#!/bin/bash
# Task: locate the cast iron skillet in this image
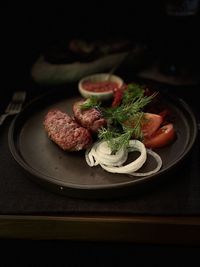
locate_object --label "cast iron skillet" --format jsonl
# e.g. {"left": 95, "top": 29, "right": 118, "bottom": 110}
{"left": 8, "top": 86, "right": 198, "bottom": 199}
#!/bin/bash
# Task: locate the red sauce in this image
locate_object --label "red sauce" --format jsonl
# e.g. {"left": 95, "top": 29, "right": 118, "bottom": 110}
{"left": 82, "top": 81, "right": 119, "bottom": 92}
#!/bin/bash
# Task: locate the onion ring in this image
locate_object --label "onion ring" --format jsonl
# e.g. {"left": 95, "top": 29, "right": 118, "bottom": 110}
{"left": 99, "top": 140, "right": 147, "bottom": 174}
{"left": 128, "top": 149, "right": 162, "bottom": 176}
{"left": 85, "top": 139, "right": 162, "bottom": 176}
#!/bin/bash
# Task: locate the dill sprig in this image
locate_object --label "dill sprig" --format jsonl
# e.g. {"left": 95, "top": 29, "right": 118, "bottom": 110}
{"left": 122, "top": 83, "right": 145, "bottom": 104}
{"left": 98, "top": 83, "right": 156, "bottom": 152}
{"left": 80, "top": 96, "right": 101, "bottom": 110}
{"left": 129, "top": 112, "right": 144, "bottom": 140}
{"left": 102, "top": 89, "right": 155, "bottom": 125}
{"left": 98, "top": 127, "right": 133, "bottom": 153}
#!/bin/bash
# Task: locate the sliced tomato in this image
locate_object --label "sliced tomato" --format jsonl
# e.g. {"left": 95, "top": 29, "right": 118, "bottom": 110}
{"left": 111, "top": 84, "right": 127, "bottom": 107}
{"left": 112, "top": 88, "right": 123, "bottom": 107}
{"left": 144, "top": 123, "right": 175, "bottom": 148}
{"left": 141, "top": 113, "right": 163, "bottom": 138}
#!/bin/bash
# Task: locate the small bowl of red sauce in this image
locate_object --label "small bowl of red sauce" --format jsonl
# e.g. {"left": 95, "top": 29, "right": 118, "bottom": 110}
{"left": 78, "top": 73, "right": 124, "bottom": 100}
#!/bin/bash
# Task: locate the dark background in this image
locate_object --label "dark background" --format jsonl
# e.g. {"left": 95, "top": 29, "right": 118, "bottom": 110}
{"left": 1, "top": 2, "right": 200, "bottom": 265}
{"left": 1, "top": 2, "right": 200, "bottom": 91}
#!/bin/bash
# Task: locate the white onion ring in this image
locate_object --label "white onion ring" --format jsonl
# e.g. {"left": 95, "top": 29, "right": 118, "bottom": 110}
{"left": 85, "top": 139, "right": 162, "bottom": 177}
{"left": 85, "top": 141, "right": 128, "bottom": 167}
{"left": 85, "top": 147, "right": 95, "bottom": 166}
{"left": 99, "top": 140, "right": 147, "bottom": 174}
{"left": 85, "top": 143, "right": 100, "bottom": 166}
{"left": 128, "top": 149, "right": 162, "bottom": 177}
{"left": 86, "top": 139, "right": 147, "bottom": 173}
{"left": 93, "top": 141, "right": 128, "bottom": 166}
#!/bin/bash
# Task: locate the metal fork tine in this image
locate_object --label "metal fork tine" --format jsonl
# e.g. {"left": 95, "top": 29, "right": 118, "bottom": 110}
{"left": 0, "top": 91, "right": 26, "bottom": 126}
{"left": 6, "top": 100, "right": 23, "bottom": 113}
{"left": 5, "top": 103, "right": 12, "bottom": 113}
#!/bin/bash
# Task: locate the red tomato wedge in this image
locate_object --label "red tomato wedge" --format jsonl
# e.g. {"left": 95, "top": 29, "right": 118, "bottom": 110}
{"left": 112, "top": 84, "right": 127, "bottom": 107}
{"left": 144, "top": 123, "right": 176, "bottom": 148}
{"left": 112, "top": 88, "right": 124, "bottom": 107}
{"left": 141, "top": 113, "right": 163, "bottom": 138}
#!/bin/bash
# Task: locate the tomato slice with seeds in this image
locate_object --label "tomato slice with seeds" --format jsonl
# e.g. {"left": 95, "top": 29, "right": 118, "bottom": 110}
{"left": 144, "top": 123, "right": 175, "bottom": 148}
{"left": 141, "top": 113, "right": 163, "bottom": 138}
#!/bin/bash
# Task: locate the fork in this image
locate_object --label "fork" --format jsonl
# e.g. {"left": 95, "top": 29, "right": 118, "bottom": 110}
{"left": 0, "top": 91, "right": 26, "bottom": 126}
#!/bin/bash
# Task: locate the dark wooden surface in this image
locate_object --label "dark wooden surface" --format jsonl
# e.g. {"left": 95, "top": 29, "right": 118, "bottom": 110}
{"left": 1, "top": 214, "right": 200, "bottom": 245}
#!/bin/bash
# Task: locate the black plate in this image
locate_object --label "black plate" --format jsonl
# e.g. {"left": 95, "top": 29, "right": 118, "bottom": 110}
{"left": 8, "top": 86, "right": 198, "bottom": 199}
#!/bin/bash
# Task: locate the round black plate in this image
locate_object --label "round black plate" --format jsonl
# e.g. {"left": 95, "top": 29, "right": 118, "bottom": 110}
{"left": 8, "top": 87, "right": 198, "bottom": 198}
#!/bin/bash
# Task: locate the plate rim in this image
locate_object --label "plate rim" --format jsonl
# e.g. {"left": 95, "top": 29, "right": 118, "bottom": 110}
{"left": 8, "top": 88, "right": 198, "bottom": 193}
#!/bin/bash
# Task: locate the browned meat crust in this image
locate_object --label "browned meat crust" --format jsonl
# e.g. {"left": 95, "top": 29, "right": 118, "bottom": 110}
{"left": 73, "top": 100, "right": 106, "bottom": 133}
{"left": 44, "top": 109, "right": 92, "bottom": 151}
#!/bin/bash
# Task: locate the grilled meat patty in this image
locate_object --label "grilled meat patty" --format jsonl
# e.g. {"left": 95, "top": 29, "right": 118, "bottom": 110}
{"left": 44, "top": 109, "right": 92, "bottom": 151}
{"left": 73, "top": 100, "right": 106, "bottom": 133}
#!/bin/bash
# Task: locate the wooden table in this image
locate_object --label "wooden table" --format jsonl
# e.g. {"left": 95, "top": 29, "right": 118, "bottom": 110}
{"left": 0, "top": 83, "right": 199, "bottom": 246}
{"left": 1, "top": 214, "right": 200, "bottom": 245}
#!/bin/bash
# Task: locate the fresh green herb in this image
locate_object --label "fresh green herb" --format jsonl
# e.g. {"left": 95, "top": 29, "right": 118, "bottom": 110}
{"left": 122, "top": 83, "right": 145, "bottom": 104}
{"left": 102, "top": 89, "right": 155, "bottom": 125}
{"left": 129, "top": 112, "right": 144, "bottom": 140}
{"left": 80, "top": 96, "right": 101, "bottom": 110}
{"left": 98, "top": 83, "right": 156, "bottom": 152}
{"left": 98, "top": 127, "right": 134, "bottom": 153}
